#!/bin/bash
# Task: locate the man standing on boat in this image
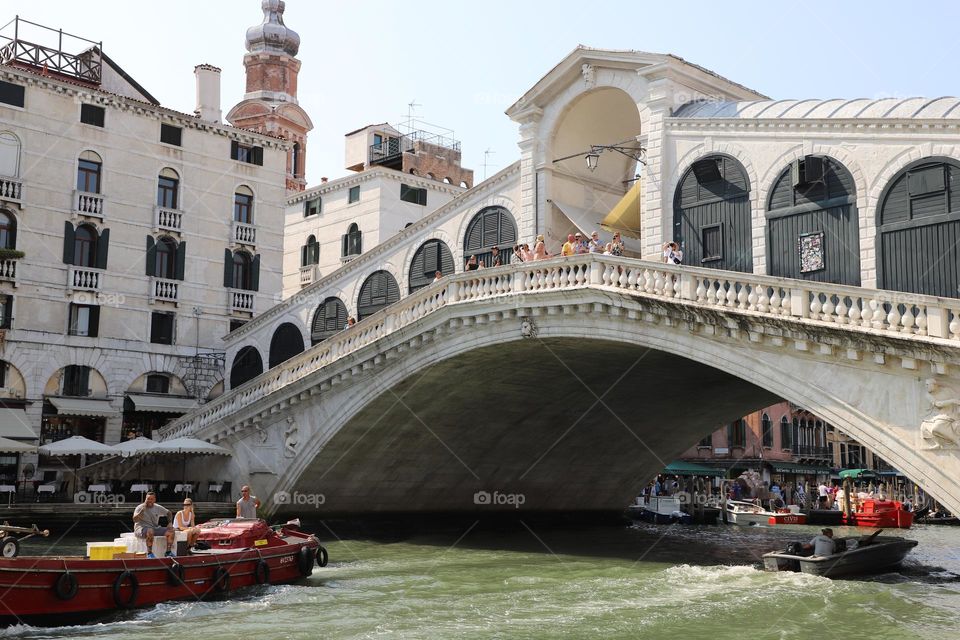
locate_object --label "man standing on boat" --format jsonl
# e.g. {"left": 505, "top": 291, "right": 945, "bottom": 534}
{"left": 133, "top": 491, "right": 176, "bottom": 558}
{"left": 236, "top": 485, "right": 261, "bottom": 518}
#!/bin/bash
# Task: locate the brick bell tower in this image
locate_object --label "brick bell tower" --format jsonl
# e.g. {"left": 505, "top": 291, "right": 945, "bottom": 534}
{"left": 226, "top": 0, "right": 313, "bottom": 193}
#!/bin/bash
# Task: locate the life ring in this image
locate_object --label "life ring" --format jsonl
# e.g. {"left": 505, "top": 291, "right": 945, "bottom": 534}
{"left": 254, "top": 560, "right": 270, "bottom": 585}
{"left": 296, "top": 546, "right": 315, "bottom": 576}
{"left": 211, "top": 566, "right": 230, "bottom": 593}
{"left": 113, "top": 571, "right": 138, "bottom": 608}
{"left": 54, "top": 572, "right": 79, "bottom": 600}
{"left": 167, "top": 561, "right": 185, "bottom": 586}
{"left": 316, "top": 546, "right": 328, "bottom": 568}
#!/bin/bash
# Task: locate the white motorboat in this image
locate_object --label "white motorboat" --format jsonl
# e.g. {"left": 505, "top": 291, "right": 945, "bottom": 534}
{"left": 724, "top": 499, "right": 777, "bottom": 526}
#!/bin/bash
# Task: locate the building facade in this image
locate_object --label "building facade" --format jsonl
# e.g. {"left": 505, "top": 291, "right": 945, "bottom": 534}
{"left": 0, "top": 16, "right": 288, "bottom": 484}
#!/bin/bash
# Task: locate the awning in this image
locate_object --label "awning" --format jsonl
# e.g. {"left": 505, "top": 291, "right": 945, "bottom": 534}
{"left": 126, "top": 394, "right": 198, "bottom": 414}
{"left": 48, "top": 397, "right": 118, "bottom": 418}
{"left": 665, "top": 460, "right": 724, "bottom": 477}
{"left": 839, "top": 468, "right": 876, "bottom": 480}
{"left": 770, "top": 462, "right": 833, "bottom": 475}
{"left": 600, "top": 179, "right": 642, "bottom": 239}
{"left": 0, "top": 436, "right": 36, "bottom": 453}
{"left": 0, "top": 407, "right": 36, "bottom": 439}
{"left": 551, "top": 200, "right": 594, "bottom": 236}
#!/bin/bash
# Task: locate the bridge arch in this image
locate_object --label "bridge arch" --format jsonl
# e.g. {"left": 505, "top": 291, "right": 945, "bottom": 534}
{"left": 673, "top": 153, "right": 752, "bottom": 272}
{"left": 408, "top": 239, "right": 455, "bottom": 292}
{"left": 268, "top": 322, "right": 305, "bottom": 369}
{"left": 356, "top": 270, "right": 400, "bottom": 320}
{"left": 230, "top": 345, "right": 263, "bottom": 389}
{"left": 310, "top": 296, "right": 348, "bottom": 345}
{"left": 463, "top": 206, "right": 517, "bottom": 267}
{"left": 876, "top": 156, "right": 960, "bottom": 298}
{"left": 765, "top": 155, "right": 860, "bottom": 285}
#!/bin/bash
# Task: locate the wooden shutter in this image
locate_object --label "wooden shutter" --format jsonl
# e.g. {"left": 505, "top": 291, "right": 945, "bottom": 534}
{"left": 251, "top": 254, "right": 261, "bottom": 291}
{"left": 88, "top": 305, "right": 100, "bottom": 337}
{"left": 423, "top": 242, "right": 439, "bottom": 275}
{"left": 63, "top": 222, "right": 75, "bottom": 264}
{"left": 230, "top": 140, "right": 239, "bottom": 160}
{"left": 174, "top": 241, "right": 186, "bottom": 281}
{"left": 145, "top": 236, "right": 156, "bottom": 276}
{"left": 78, "top": 366, "right": 90, "bottom": 396}
{"left": 252, "top": 146, "right": 264, "bottom": 166}
{"left": 95, "top": 228, "right": 110, "bottom": 269}
{"left": 223, "top": 249, "right": 233, "bottom": 288}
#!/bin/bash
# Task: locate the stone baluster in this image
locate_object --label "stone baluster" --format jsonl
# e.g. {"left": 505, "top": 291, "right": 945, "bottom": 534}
{"left": 915, "top": 306, "right": 928, "bottom": 336}
{"left": 835, "top": 297, "right": 849, "bottom": 325}
{"left": 809, "top": 293, "right": 823, "bottom": 319}
{"left": 900, "top": 306, "right": 915, "bottom": 334}
{"left": 769, "top": 288, "right": 781, "bottom": 314}
{"left": 949, "top": 309, "right": 960, "bottom": 340}
{"left": 706, "top": 280, "right": 718, "bottom": 305}
{"left": 886, "top": 303, "right": 901, "bottom": 332}
{"left": 737, "top": 284, "right": 749, "bottom": 309}
{"left": 725, "top": 282, "right": 737, "bottom": 307}
{"left": 821, "top": 295, "right": 835, "bottom": 322}
{"left": 642, "top": 269, "right": 654, "bottom": 293}
{"left": 559, "top": 266, "right": 569, "bottom": 288}
{"left": 653, "top": 270, "right": 665, "bottom": 295}
{"left": 757, "top": 285, "right": 769, "bottom": 313}
{"left": 628, "top": 267, "right": 640, "bottom": 291}
{"left": 696, "top": 279, "right": 707, "bottom": 303}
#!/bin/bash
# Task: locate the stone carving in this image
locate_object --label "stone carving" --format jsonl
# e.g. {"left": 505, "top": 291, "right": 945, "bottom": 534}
{"left": 520, "top": 316, "right": 538, "bottom": 339}
{"left": 919, "top": 378, "right": 960, "bottom": 450}
{"left": 255, "top": 428, "right": 268, "bottom": 445}
{"left": 283, "top": 417, "right": 299, "bottom": 458}
{"left": 581, "top": 63, "right": 595, "bottom": 88}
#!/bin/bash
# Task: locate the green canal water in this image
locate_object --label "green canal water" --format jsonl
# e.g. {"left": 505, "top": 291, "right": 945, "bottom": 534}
{"left": 6, "top": 520, "right": 960, "bottom": 639}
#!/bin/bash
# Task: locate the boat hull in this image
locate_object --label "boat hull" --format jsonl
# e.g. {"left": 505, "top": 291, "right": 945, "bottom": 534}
{"left": 841, "top": 503, "right": 914, "bottom": 529}
{"left": 762, "top": 537, "right": 918, "bottom": 578}
{"left": 767, "top": 513, "right": 808, "bottom": 525}
{"left": 0, "top": 530, "right": 319, "bottom": 625}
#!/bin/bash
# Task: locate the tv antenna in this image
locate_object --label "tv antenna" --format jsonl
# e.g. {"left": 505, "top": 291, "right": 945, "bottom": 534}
{"left": 482, "top": 148, "right": 496, "bottom": 181}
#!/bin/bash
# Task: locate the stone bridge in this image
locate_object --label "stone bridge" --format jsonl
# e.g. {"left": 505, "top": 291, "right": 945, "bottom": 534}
{"left": 158, "top": 255, "right": 960, "bottom": 518}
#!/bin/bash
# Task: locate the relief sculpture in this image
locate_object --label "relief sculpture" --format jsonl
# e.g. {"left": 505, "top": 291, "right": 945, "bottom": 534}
{"left": 919, "top": 378, "right": 960, "bottom": 450}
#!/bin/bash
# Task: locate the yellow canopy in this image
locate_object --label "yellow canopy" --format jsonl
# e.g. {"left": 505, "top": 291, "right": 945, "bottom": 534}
{"left": 600, "top": 179, "right": 642, "bottom": 239}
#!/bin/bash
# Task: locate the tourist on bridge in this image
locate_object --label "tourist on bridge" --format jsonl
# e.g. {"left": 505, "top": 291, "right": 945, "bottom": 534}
{"left": 512, "top": 245, "right": 525, "bottom": 264}
{"left": 561, "top": 234, "right": 576, "bottom": 256}
{"left": 465, "top": 255, "right": 480, "bottom": 271}
{"left": 533, "top": 235, "right": 549, "bottom": 260}
{"left": 589, "top": 231, "right": 604, "bottom": 253}
{"left": 574, "top": 233, "right": 589, "bottom": 254}
{"left": 609, "top": 232, "right": 624, "bottom": 257}
{"left": 133, "top": 491, "right": 176, "bottom": 558}
{"left": 491, "top": 246, "right": 502, "bottom": 267}
{"left": 662, "top": 241, "right": 683, "bottom": 265}
{"left": 433, "top": 271, "right": 443, "bottom": 282}
{"left": 345, "top": 317, "right": 356, "bottom": 330}
{"left": 237, "top": 485, "right": 261, "bottom": 519}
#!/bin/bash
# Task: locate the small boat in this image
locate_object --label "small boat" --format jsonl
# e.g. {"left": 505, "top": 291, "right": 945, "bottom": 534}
{"left": 0, "top": 518, "right": 327, "bottom": 626}
{"left": 915, "top": 511, "right": 959, "bottom": 526}
{"left": 767, "top": 507, "right": 807, "bottom": 525}
{"left": 762, "top": 530, "right": 918, "bottom": 578}
{"left": 724, "top": 500, "right": 777, "bottom": 526}
{"left": 627, "top": 496, "right": 692, "bottom": 524}
{"left": 842, "top": 499, "right": 913, "bottom": 529}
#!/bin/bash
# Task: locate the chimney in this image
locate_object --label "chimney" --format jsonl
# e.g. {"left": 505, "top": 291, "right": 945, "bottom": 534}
{"left": 321, "top": 177, "right": 328, "bottom": 183}
{"left": 194, "top": 64, "right": 222, "bottom": 124}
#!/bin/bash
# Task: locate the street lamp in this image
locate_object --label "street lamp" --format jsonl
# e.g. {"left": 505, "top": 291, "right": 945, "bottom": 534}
{"left": 553, "top": 140, "right": 646, "bottom": 172}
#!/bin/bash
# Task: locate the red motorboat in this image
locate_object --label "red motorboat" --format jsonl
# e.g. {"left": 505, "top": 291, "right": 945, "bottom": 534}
{"left": 841, "top": 499, "right": 914, "bottom": 529}
{"left": 0, "top": 518, "right": 327, "bottom": 626}
{"left": 767, "top": 509, "right": 808, "bottom": 525}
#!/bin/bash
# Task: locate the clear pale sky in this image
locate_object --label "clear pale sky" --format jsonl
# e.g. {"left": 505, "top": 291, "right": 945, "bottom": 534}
{"left": 5, "top": 1, "right": 960, "bottom": 186}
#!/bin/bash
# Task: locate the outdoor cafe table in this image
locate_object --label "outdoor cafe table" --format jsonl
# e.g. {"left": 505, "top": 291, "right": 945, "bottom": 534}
{"left": 175, "top": 484, "right": 192, "bottom": 495}
{"left": 130, "top": 483, "right": 151, "bottom": 501}
{"left": 87, "top": 484, "right": 109, "bottom": 494}
{"left": 36, "top": 484, "right": 56, "bottom": 500}
{"left": 0, "top": 484, "right": 15, "bottom": 505}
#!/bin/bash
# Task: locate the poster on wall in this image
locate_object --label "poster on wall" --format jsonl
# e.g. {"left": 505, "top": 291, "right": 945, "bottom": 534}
{"left": 798, "top": 231, "right": 825, "bottom": 273}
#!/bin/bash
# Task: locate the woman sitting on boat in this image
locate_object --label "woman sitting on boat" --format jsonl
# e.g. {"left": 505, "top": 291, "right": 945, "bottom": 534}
{"left": 174, "top": 498, "right": 200, "bottom": 547}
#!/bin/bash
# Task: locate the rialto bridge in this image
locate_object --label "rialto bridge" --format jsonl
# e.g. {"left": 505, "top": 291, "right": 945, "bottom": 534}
{"left": 158, "top": 47, "right": 960, "bottom": 517}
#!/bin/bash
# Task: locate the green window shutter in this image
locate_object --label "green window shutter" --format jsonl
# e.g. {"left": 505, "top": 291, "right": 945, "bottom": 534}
{"left": 252, "top": 146, "right": 264, "bottom": 166}
{"left": 88, "top": 305, "right": 100, "bottom": 337}
{"left": 95, "top": 228, "right": 110, "bottom": 269}
{"left": 145, "top": 236, "right": 156, "bottom": 277}
{"left": 174, "top": 241, "right": 186, "bottom": 281}
{"left": 230, "top": 140, "right": 239, "bottom": 160}
{"left": 223, "top": 249, "right": 233, "bottom": 288}
{"left": 251, "top": 254, "right": 260, "bottom": 291}
{"left": 63, "top": 222, "right": 75, "bottom": 264}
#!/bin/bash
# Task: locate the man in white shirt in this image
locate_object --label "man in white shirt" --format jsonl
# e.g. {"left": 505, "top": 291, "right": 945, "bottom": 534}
{"left": 805, "top": 528, "right": 837, "bottom": 557}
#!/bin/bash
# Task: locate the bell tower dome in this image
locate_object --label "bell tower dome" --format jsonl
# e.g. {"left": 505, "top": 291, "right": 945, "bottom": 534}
{"left": 227, "top": 0, "right": 313, "bottom": 193}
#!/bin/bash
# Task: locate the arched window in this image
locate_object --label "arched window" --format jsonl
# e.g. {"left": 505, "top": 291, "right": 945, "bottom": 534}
{"left": 761, "top": 413, "right": 773, "bottom": 447}
{"left": 269, "top": 322, "right": 305, "bottom": 368}
{"left": 157, "top": 168, "right": 179, "bottom": 209}
{"left": 878, "top": 157, "right": 960, "bottom": 298}
{"left": 292, "top": 142, "right": 301, "bottom": 178}
{"left": 311, "top": 297, "right": 347, "bottom": 345}
{"left": 232, "top": 250, "right": 252, "bottom": 290}
{"left": 409, "top": 239, "right": 455, "bottom": 292}
{"left": 0, "top": 210, "right": 15, "bottom": 250}
{"left": 463, "top": 206, "right": 517, "bottom": 267}
{"left": 76, "top": 151, "right": 103, "bottom": 194}
{"left": 74, "top": 224, "right": 98, "bottom": 267}
{"left": 230, "top": 346, "right": 263, "bottom": 389}
{"left": 673, "top": 154, "right": 751, "bottom": 272}
{"left": 234, "top": 185, "right": 254, "bottom": 224}
{"left": 301, "top": 235, "right": 319, "bottom": 267}
{"left": 356, "top": 270, "right": 400, "bottom": 320}
{"left": 155, "top": 236, "right": 178, "bottom": 279}
{"left": 0, "top": 131, "right": 21, "bottom": 178}
{"left": 780, "top": 416, "right": 791, "bottom": 450}
{"left": 342, "top": 223, "right": 362, "bottom": 257}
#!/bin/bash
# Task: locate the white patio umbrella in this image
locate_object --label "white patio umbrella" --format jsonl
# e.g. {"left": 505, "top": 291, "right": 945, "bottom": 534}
{"left": 112, "top": 436, "right": 161, "bottom": 458}
{"left": 38, "top": 435, "right": 117, "bottom": 496}
{"left": 153, "top": 437, "right": 231, "bottom": 488}
{"left": 0, "top": 436, "right": 36, "bottom": 454}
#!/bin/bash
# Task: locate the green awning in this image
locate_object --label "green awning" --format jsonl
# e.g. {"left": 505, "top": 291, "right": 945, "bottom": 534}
{"left": 664, "top": 461, "right": 725, "bottom": 477}
{"left": 770, "top": 462, "right": 833, "bottom": 474}
{"left": 839, "top": 468, "right": 876, "bottom": 479}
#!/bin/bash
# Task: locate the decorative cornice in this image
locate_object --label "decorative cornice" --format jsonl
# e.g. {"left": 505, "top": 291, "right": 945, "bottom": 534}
{"left": 287, "top": 166, "right": 467, "bottom": 205}
{"left": 666, "top": 117, "right": 960, "bottom": 135}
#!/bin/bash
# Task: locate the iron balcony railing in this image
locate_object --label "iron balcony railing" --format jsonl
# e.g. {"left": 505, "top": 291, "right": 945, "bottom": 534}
{"left": 0, "top": 17, "right": 102, "bottom": 84}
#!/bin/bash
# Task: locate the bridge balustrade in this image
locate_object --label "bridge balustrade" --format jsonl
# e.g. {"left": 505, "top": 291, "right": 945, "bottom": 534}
{"left": 158, "top": 255, "right": 960, "bottom": 441}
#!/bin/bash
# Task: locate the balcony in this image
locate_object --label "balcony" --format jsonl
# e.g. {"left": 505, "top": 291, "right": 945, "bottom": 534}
{"left": 0, "top": 17, "right": 103, "bottom": 84}
{"left": 229, "top": 289, "right": 255, "bottom": 313}
{"left": 150, "top": 277, "right": 179, "bottom": 304}
{"left": 299, "top": 265, "right": 318, "bottom": 287}
{"left": 232, "top": 221, "right": 256, "bottom": 246}
{"left": 67, "top": 266, "right": 103, "bottom": 292}
{"left": 0, "top": 258, "right": 16, "bottom": 284}
{"left": 0, "top": 177, "right": 22, "bottom": 205}
{"left": 73, "top": 190, "right": 104, "bottom": 219}
{"left": 154, "top": 206, "right": 183, "bottom": 233}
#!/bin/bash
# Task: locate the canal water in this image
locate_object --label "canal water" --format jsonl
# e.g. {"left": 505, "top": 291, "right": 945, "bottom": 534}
{"left": 7, "top": 520, "right": 960, "bottom": 639}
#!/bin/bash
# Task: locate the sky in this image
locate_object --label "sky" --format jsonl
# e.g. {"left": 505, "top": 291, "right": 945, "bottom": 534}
{"left": 6, "top": 1, "right": 960, "bottom": 186}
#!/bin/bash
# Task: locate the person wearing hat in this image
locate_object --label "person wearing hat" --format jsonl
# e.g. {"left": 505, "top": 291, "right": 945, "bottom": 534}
{"left": 804, "top": 527, "right": 837, "bottom": 557}
{"left": 174, "top": 497, "right": 200, "bottom": 547}
{"left": 561, "top": 234, "right": 576, "bottom": 257}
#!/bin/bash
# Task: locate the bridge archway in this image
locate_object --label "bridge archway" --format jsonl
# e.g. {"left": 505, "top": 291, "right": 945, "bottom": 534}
{"left": 357, "top": 270, "right": 400, "bottom": 320}
{"left": 673, "top": 154, "right": 752, "bottom": 272}
{"left": 877, "top": 156, "right": 960, "bottom": 298}
{"left": 463, "top": 206, "right": 517, "bottom": 267}
{"left": 409, "top": 239, "right": 455, "bottom": 292}
{"left": 268, "top": 322, "right": 305, "bottom": 369}
{"left": 230, "top": 346, "right": 263, "bottom": 389}
{"left": 311, "top": 296, "right": 348, "bottom": 345}
{"left": 766, "top": 156, "right": 860, "bottom": 285}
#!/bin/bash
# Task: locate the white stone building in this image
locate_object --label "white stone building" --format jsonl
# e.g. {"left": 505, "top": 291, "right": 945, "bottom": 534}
{"left": 0, "top": 17, "right": 288, "bottom": 485}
